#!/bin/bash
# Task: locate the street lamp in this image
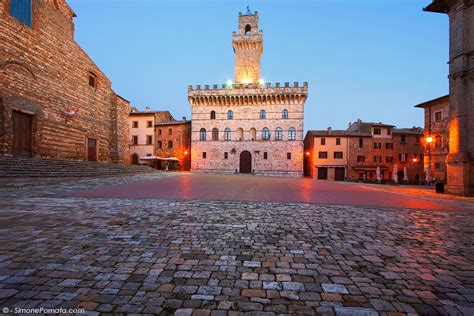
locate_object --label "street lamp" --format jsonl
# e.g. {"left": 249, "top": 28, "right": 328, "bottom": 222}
{"left": 425, "top": 136, "right": 433, "bottom": 184}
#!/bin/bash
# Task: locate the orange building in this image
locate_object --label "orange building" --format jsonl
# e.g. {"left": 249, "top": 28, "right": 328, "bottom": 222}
{"left": 155, "top": 118, "right": 191, "bottom": 171}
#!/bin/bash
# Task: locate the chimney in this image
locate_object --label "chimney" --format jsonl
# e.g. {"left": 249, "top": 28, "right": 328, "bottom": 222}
{"left": 357, "top": 118, "right": 362, "bottom": 124}
{"left": 327, "top": 127, "right": 332, "bottom": 135}
{"left": 145, "top": 106, "right": 150, "bottom": 112}
{"left": 182, "top": 116, "right": 186, "bottom": 122}
{"left": 348, "top": 122, "right": 351, "bottom": 128}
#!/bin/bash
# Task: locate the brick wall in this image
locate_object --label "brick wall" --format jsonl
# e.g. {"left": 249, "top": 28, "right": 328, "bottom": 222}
{"left": 0, "top": 0, "right": 129, "bottom": 162}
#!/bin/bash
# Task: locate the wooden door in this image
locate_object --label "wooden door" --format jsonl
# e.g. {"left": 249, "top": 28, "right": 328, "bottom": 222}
{"left": 317, "top": 167, "right": 328, "bottom": 180}
{"left": 131, "top": 154, "right": 139, "bottom": 165}
{"left": 239, "top": 150, "right": 252, "bottom": 174}
{"left": 335, "top": 167, "right": 345, "bottom": 181}
{"left": 87, "top": 138, "right": 97, "bottom": 161}
{"left": 12, "top": 111, "right": 33, "bottom": 156}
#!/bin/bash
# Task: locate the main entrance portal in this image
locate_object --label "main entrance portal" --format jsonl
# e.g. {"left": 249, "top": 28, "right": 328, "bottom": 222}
{"left": 239, "top": 151, "right": 251, "bottom": 174}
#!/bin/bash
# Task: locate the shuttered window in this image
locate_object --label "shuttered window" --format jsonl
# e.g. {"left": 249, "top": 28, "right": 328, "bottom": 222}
{"left": 10, "top": 0, "right": 32, "bottom": 27}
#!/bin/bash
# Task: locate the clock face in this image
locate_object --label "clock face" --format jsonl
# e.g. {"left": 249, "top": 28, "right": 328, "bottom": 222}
{"left": 238, "top": 66, "right": 256, "bottom": 83}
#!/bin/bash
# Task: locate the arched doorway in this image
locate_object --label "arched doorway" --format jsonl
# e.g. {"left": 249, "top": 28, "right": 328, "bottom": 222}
{"left": 239, "top": 151, "right": 251, "bottom": 174}
{"left": 131, "top": 153, "right": 139, "bottom": 165}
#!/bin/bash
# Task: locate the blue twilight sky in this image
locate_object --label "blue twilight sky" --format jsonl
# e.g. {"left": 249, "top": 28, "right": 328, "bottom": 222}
{"left": 69, "top": 0, "right": 448, "bottom": 132}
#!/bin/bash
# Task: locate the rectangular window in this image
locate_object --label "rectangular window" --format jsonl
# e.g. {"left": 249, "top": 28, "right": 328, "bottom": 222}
{"left": 435, "top": 162, "right": 441, "bottom": 169}
{"left": 263, "top": 152, "right": 268, "bottom": 159}
{"left": 435, "top": 136, "right": 442, "bottom": 148}
{"left": 386, "top": 156, "right": 393, "bottom": 163}
{"left": 321, "top": 138, "right": 326, "bottom": 145}
{"left": 357, "top": 156, "right": 365, "bottom": 163}
{"left": 168, "top": 128, "right": 172, "bottom": 135}
{"left": 147, "top": 121, "right": 153, "bottom": 128}
{"left": 374, "top": 142, "right": 381, "bottom": 149}
{"left": 224, "top": 152, "right": 228, "bottom": 159}
{"left": 336, "top": 138, "right": 341, "bottom": 145}
{"left": 385, "top": 143, "right": 393, "bottom": 149}
{"left": 132, "top": 135, "right": 138, "bottom": 145}
{"left": 88, "top": 72, "right": 97, "bottom": 88}
{"left": 146, "top": 135, "right": 152, "bottom": 145}
{"left": 318, "top": 151, "right": 328, "bottom": 159}
{"left": 374, "top": 128, "right": 381, "bottom": 135}
{"left": 387, "top": 128, "right": 392, "bottom": 135}
{"left": 416, "top": 135, "right": 421, "bottom": 143}
{"left": 405, "top": 153, "right": 408, "bottom": 161}
{"left": 10, "top": 0, "right": 32, "bottom": 27}
{"left": 132, "top": 121, "right": 138, "bottom": 128}
{"left": 434, "top": 111, "right": 442, "bottom": 122}
{"left": 374, "top": 156, "right": 382, "bottom": 163}
{"left": 359, "top": 138, "right": 364, "bottom": 148}
{"left": 334, "top": 152, "right": 343, "bottom": 159}
{"left": 287, "top": 152, "right": 291, "bottom": 160}
{"left": 202, "top": 152, "right": 207, "bottom": 159}
{"left": 399, "top": 153, "right": 402, "bottom": 161}
{"left": 158, "top": 129, "right": 162, "bottom": 135}
{"left": 400, "top": 135, "right": 406, "bottom": 143}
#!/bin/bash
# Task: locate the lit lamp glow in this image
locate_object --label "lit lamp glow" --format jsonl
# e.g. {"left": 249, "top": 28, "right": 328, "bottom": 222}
{"left": 413, "top": 158, "right": 418, "bottom": 162}
{"left": 226, "top": 80, "right": 233, "bottom": 88}
{"left": 259, "top": 78, "right": 265, "bottom": 85}
{"left": 426, "top": 136, "right": 433, "bottom": 143}
{"left": 184, "top": 150, "right": 188, "bottom": 155}
{"left": 305, "top": 151, "right": 310, "bottom": 156}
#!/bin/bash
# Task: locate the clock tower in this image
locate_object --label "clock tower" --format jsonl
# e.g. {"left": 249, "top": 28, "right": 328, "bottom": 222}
{"left": 232, "top": 9, "right": 263, "bottom": 84}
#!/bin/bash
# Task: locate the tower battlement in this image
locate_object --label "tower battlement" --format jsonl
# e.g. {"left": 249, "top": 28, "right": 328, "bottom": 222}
{"left": 188, "top": 82, "right": 308, "bottom": 93}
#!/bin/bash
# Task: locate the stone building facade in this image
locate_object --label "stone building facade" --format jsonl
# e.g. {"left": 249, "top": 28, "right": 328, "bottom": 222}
{"left": 0, "top": 0, "right": 130, "bottom": 163}
{"left": 304, "top": 120, "right": 424, "bottom": 183}
{"left": 188, "top": 10, "right": 308, "bottom": 177}
{"left": 424, "top": 1, "right": 473, "bottom": 195}
{"left": 155, "top": 118, "right": 191, "bottom": 171}
{"left": 415, "top": 95, "right": 450, "bottom": 182}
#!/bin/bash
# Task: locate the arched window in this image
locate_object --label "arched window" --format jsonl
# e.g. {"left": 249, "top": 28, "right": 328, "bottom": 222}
{"left": 249, "top": 128, "right": 256, "bottom": 141}
{"left": 210, "top": 111, "right": 216, "bottom": 119}
{"left": 288, "top": 127, "right": 296, "bottom": 140}
{"left": 282, "top": 109, "right": 288, "bottom": 119}
{"left": 224, "top": 128, "right": 231, "bottom": 141}
{"left": 199, "top": 128, "right": 206, "bottom": 141}
{"left": 157, "top": 141, "right": 162, "bottom": 149}
{"left": 212, "top": 128, "right": 219, "bottom": 141}
{"left": 262, "top": 127, "right": 270, "bottom": 140}
{"left": 227, "top": 110, "right": 233, "bottom": 119}
{"left": 245, "top": 24, "right": 251, "bottom": 35}
{"left": 237, "top": 128, "right": 244, "bottom": 141}
{"left": 168, "top": 141, "right": 173, "bottom": 148}
{"left": 259, "top": 110, "right": 266, "bottom": 119}
{"left": 275, "top": 127, "right": 283, "bottom": 140}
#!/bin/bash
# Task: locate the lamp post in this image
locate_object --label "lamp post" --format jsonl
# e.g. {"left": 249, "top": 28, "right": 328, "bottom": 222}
{"left": 425, "top": 136, "right": 433, "bottom": 185}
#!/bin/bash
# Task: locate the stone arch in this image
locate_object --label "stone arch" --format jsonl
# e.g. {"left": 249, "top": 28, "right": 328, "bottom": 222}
{"left": 2, "top": 61, "right": 36, "bottom": 80}
{"left": 245, "top": 24, "right": 251, "bottom": 35}
{"left": 237, "top": 128, "right": 244, "bottom": 141}
{"left": 249, "top": 128, "right": 256, "bottom": 141}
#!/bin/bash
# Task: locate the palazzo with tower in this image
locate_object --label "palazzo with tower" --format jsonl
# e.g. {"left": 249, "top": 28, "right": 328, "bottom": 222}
{"left": 188, "top": 10, "right": 308, "bottom": 177}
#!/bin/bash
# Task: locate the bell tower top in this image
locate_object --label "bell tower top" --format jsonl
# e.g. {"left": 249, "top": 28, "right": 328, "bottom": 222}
{"left": 232, "top": 8, "right": 263, "bottom": 84}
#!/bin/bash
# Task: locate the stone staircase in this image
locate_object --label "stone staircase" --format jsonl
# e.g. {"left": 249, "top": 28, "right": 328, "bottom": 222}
{"left": 0, "top": 156, "right": 156, "bottom": 178}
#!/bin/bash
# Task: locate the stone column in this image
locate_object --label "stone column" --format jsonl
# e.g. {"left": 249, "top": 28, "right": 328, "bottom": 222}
{"left": 425, "top": 0, "right": 474, "bottom": 195}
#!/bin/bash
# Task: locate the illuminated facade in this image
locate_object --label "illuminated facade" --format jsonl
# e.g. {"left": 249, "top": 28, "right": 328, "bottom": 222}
{"left": 188, "top": 10, "right": 308, "bottom": 177}
{"left": 425, "top": 1, "right": 474, "bottom": 195}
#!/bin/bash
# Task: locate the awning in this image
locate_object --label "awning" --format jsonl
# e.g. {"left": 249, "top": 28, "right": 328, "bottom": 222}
{"left": 139, "top": 156, "right": 180, "bottom": 161}
{"left": 352, "top": 166, "right": 388, "bottom": 171}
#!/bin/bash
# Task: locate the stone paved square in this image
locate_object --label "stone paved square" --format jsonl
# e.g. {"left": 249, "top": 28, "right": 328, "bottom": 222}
{"left": 0, "top": 173, "right": 473, "bottom": 315}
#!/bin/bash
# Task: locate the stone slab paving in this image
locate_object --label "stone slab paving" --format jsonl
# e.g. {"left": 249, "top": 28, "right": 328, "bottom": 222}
{"left": 0, "top": 174, "right": 473, "bottom": 315}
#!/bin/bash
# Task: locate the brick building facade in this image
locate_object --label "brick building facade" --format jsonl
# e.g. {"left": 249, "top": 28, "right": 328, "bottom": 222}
{"left": 0, "top": 0, "right": 130, "bottom": 163}
{"left": 415, "top": 95, "right": 449, "bottom": 182}
{"left": 424, "top": 1, "right": 473, "bottom": 195}
{"left": 304, "top": 120, "right": 424, "bottom": 183}
{"left": 188, "top": 10, "right": 307, "bottom": 177}
{"left": 155, "top": 118, "right": 191, "bottom": 171}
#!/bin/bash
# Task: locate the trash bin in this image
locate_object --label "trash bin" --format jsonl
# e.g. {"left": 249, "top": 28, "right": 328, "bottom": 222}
{"left": 435, "top": 182, "right": 445, "bottom": 194}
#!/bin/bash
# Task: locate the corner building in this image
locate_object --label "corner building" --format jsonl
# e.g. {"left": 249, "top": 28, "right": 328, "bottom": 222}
{"left": 188, "top": 10, "right": 308, "bottom": 177}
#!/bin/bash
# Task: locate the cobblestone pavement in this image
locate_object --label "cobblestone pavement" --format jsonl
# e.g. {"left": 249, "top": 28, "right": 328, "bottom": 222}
{"left": 0, "top": 174, "right": 473, "bottom": 315}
